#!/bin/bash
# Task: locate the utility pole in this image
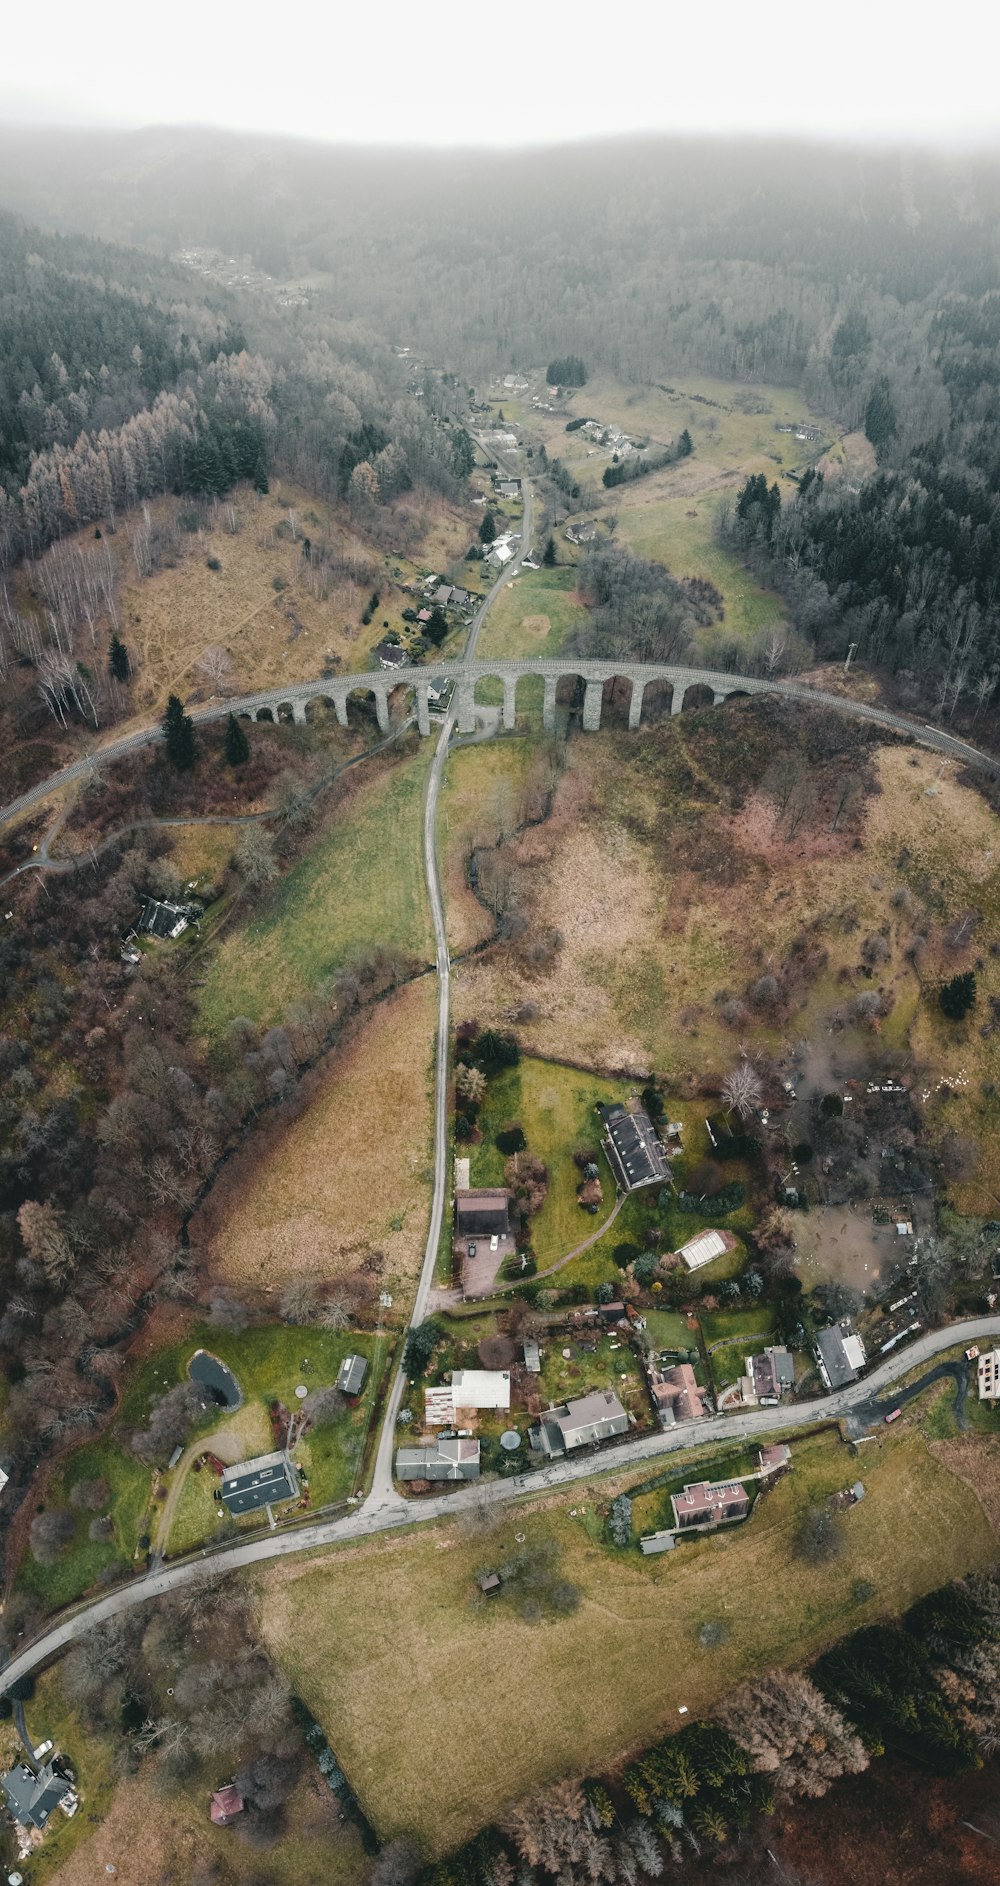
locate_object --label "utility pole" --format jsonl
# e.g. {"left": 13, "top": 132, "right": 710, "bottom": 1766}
{"left": 844, "top": 642, "right": 858, "bottom": 673}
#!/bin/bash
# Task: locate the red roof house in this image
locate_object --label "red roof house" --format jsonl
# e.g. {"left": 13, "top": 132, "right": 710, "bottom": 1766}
{"left": 210, "top": 1785, "right": 244, "bottom": 1826}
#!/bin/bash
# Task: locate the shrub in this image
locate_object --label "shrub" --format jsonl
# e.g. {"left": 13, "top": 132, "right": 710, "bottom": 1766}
{"left": 496, "top": 1124, "right": 527, "bottom": 1155}
{"left": 613, "top": 1241, "right": 641, "bottom": 1270}
{"left": 608, "top": 1494, "right": 632, "bottom": 1547}
{"left": 633, "top": 1253, "right": 659, "bottom": 1286}
{"left": 940, "top": 971, "right": 977, "bottom": 1020}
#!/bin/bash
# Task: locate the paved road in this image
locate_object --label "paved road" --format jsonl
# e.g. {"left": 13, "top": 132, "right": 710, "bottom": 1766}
{"left": 2, "top": 1314, "right": 997, "bottom": 1697}
{"left": 365, "top": 446, "right": 533, "bottom": 1509}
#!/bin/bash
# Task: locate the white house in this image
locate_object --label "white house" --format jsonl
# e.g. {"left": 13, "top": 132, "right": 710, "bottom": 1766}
{"left": 450, "top": 1369, "right": 511, "bottom": 1411}
{"left": 978, "top": 1349, "right": 1000, "bottom": 1401}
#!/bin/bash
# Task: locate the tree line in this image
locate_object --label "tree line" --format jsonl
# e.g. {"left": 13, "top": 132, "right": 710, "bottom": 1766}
{"left": 413, "top": 1567, "right": 1000, "bottom": 1884}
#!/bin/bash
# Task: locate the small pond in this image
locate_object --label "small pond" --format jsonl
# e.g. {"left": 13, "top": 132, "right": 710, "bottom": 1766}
{"left": 188, "top": 1348, "right": 242, "bottom": 1410}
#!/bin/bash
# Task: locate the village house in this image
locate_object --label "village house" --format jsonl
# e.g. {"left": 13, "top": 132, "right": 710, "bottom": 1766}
{"left": 494, "top": 477, "right": 521, "bottom": 498}
{"left": 599, "top": 1102, "right": 671, "bottom": 1193}
{"left": 742, "top": 1346, "right": 795, "bottom": 1404}
{"left": 532, "top": 1388, "right": 630, "bottom": 1456}
{"left": 649, "top": 1362, "right": 709, "bottom": 1425}
{"left": 455, "top": 1187, "right": 513, "bottom": 1295}
{"left": 565, "top": 519, "right": 598, "bottom": 544}
{"left": 396, "top": 1436, "right": 481, "bottom": 1481}
{"left": 133, "top": 896, "right": 200, "bottom": 942}
{"left": 2, "top": 1759, "right": 75, "bottom": 1832}
{"left": 219, "top": 1451, "right": 299, "bottom": 1517}
{"left": 374, "top": 641, "right": 408, "bottom": 670}
{"left": 815, "top": 1321, "right": 867, "bottom": 1390}
{"left": 671, "top": 1478, "right": 750, "bottom": 1531}
{"left": 977, "top": 1348, "right": 1000, "bottom": 1401}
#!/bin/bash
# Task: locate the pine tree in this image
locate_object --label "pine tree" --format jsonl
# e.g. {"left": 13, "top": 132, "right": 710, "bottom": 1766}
{"left": 108, "top": 632, "right": 130, "bottom": 681}
{"left": 479, "top": 509, "right": 497, "bottom": 544}
{"left": 224, "top": 712, "right": 250, "bottom": 766}
{"left": 163, "top": 692, "right": 196, "bottom": 771}
{"left": 678, "top": 428, "right": 693, "bottom": 456}
{"left": 940, "top": 972, "right": 976, "bottom": 1020}
{"left": 543, "top": 536, "right": 557, "bottom": 566}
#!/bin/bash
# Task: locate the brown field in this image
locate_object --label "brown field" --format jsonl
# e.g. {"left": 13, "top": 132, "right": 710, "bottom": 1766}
{"left": 259, "top": 1426, "right": 996, "bottom": 1854}
{"left": 437, "top": 738, "right": 554, "bottom": 953}
{"left": 192, "top": 976, "right": 437, "bottom": 1301}
{"left": 449, "top": 719, "right": 1000, "bottom": 1149}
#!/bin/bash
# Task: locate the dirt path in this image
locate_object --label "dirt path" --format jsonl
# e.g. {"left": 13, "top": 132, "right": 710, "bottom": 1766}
{"left": 150, "top": 1423, "right": 248, "bottom": 1561}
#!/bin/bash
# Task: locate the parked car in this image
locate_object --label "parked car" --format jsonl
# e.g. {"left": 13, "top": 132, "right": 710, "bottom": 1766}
{"left": 884, "top": 1407, "right": 902, "bottom": 1424}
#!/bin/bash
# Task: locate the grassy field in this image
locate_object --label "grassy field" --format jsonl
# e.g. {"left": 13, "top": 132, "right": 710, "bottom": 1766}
{"left": 616, "top": 493, "right": 788, "bottom": 640}
{"left": 260, "top": 1423, "right": 996, "bottom": 1854}
{"left": 469, "top": 1056, "right": 629, "bottom": 1266}
{"left": 197, "top": 742, "right": 433, "bottom": 1038}
{"left": 193, "top": 976, "right": 437, "bottom": 1299}
{"left": 475, "top": 566, "right": 588, "bottom": 661}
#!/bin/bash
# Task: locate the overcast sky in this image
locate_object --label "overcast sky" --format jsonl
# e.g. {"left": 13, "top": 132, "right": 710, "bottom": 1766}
{"left": 3, "top": 0, "right": 997, "bottom": 148}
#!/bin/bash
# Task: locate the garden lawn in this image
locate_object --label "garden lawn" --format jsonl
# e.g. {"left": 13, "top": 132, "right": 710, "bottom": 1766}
{"left": 23, "top": 1322, "right": 390, "bottom": 1608}
{"left": 699, "top": 1305, "right": 776, "bottom": 1348}
{"left": 259, "top": 1424, "right": 996, "bottom": 1856}
{"left": 469, "top": 1057, "right": 628, "bottom": 1266}
{"left": 197, "top": 744, "right": 433, "bottom": 1039}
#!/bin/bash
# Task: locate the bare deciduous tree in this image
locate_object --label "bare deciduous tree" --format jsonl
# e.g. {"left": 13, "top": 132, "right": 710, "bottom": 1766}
{"left": 721, "top": 1060, "right": 763, "bottom": 1122}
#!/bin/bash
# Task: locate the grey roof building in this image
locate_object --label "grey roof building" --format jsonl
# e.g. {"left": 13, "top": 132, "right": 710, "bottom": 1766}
{"left": 815, "top": 1322, "right": 867, "bottom": 1391}
{"left": 219, "top": 1451, "right": 299, "bottom": 1516}
{"left": 534, "top": 1389, "right": 630, "bottom": 1456}
{"left": 522, "top": 1339, "right": 541, "bottom": 1373}
{"left": 599, "top": 1104, "right": 670, "bottom": 1192}
{"left": 396, "top": 1437, "right": 481, "bottom": 1482}
{"left": 336, "top": 1353, "right": 369, "bottom": 1396}
{"left": 135, "top": 897, "right": 198, "bottom": 940}
{"left": 2, "top": 1760, "right": 71, "bottom": 1830}
{"left": 455, "top": 1188, "right": 511, "bottom": 1239}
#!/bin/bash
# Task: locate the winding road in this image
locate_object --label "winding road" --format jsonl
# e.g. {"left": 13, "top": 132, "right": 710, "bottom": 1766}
{"left": 1, "top": 452, "right": 997, "bottom": 1699}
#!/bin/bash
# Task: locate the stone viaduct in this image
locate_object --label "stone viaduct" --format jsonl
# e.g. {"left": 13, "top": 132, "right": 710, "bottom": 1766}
{"left": 0, "top": 659, "right": 992, "bottom": 835}
{"left": 230, "top": 657, "right": 991, "bottom": 761}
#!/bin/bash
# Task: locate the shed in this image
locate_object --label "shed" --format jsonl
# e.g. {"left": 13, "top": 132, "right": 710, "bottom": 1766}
{"left": 336, "top": 1353, "right": 369, "bottom": 1397}
{"left": 522, "top": 1339, "right": 541, "bottom": 1373}
{"left": 478, "top": 1572, "right": 502, "bottom": 1596}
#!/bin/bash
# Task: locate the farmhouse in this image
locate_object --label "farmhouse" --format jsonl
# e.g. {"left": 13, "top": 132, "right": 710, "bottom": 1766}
{"left": 396, "top": 1437, "right": 481, "bottom": 1482}
{"left": 649, "top": 1362, "right": 709, "bottom": 1425}
{"left": 2, "top": 1759, "right": 73, "bottom": 1830}
{"left": 336, "top": 1353, "right": 369, "bottom": 1397}
{"left": 533, "top": 1388, "right": 630, "bottom": 1456}
{"left": 977, "top": 1348, "right": 1000, "bottom": 1401}
{"left": 815, "top": 1321, "right": 867, "bottom": 1390}
{"left": 599, "top": 1103, "right": 670, "bottom": 1193}
{"left": 219, "top": 1451, "right": 299, "bottom": 1517}
{"left": 671, "top": 1478, "right": 750, "bottom": 1531}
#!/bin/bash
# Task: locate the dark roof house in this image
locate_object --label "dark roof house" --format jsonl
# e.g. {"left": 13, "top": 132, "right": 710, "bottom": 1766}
{"left": 336, "top": 1354, "right": 369, "bottom": 1397}
{"left": 816, "top": 1322, "right": 866, "bottom": 1390}
{"left": 396, "top": 1437, "right": 481, "bottom": 1482}
{"left": 456, "top": 1188, "right": 511, "bottom": 1239}
{"left": 219, "top": 1451, "right": 299, "bottom": 1516}
{"left": 750, "top": 1346, "right": 795, "bottom": 1401}
{"left": 374, "top": 641, "right": 408, "bottom": 669}
{"left": 534, "top": 1389, "right": 629, "bottom": 1456}
{"left": 135, "top": 897, "right": 199, "bottom": 941}
{"left": 599, "top": 1104, "right": 670, "bottom": 1192}
{"left": 2, "top": 1760, "right": 71, "bottom": 1830}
